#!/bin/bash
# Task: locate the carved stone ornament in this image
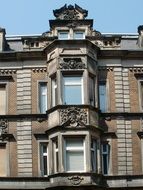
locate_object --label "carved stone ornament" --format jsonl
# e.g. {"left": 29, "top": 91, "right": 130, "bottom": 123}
{"left": 53, "top": 4, "right": 88, "bottom": 20}
{"left": 60, "top": 107, "right": 87, "bottom": 127}
{"left": 68, "top": 176, "right": 84, "bottom": 185}
{"left": 0, "top": 119, "right": 8, "bottom": 138}
{"left": 59, "top": 59, "right": 86, "bottom": 70}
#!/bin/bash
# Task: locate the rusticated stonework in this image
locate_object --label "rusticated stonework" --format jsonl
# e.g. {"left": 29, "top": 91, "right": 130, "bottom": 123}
{"left": 60, "top": 107, "right": 87, "bottom": 127}
{"left": 59, "top": 59, "right": 86, "bottom": 70}
{"left": 0, "top": 119, "right": 8, "bottom": 137}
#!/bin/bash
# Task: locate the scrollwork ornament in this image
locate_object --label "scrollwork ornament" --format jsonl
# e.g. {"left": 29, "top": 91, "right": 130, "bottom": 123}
{"left": 60, "top": 107, "right": 87, "bottom": 127}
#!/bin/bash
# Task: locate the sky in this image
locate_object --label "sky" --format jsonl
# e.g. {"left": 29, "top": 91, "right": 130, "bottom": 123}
{"left": 0, "top": 0, "right": 143, "bottom": 36}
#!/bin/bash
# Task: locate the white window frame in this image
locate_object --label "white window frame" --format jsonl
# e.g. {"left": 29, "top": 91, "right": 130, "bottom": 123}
{"left": 51, "top": 77, "right": 57, "bottom": 107}
{"left": 63, "top": 75, "right": 84, "bottom": 105}
{"left": 73, "top": 31, "right": 85, "bottom": 39}
{"left": 53, "top": 138, "right": 59, "bottom": 173}
{"left": 39, "top": 142, "right": 49, "bottom": 177}
{"left": 58, "top": 31, "right": 69, "bottom": 40}
{"left": 38, "top": 82, "right": 47, "bottom": 113}
{"left": 64, "top": 137, "right": 86, "bottom": 172}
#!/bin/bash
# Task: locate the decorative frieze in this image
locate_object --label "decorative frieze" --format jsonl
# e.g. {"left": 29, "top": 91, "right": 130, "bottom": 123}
{"left": 32, "top": 68, "right": 47, "bottom": 73}
{"left": 60, "top": 107, "right": 87, "bottom": 127}
{"left": 0, "top": 69, "right": 16, "bottom": 75}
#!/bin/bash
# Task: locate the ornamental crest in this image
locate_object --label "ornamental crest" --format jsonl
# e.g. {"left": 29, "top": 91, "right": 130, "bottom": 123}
{"left": 68, "top": 176, "right": 84, "bottom": 185}
{"left": 59, "top": 58, "right": 86, "bottom": 70}
{"left": 60, "top": 107, "right": 87, "bottom": 127}
{"left": 0, "top": 119, "right": 8, "bottom": 138}
{"left": 53, "top": 4, "right": 88, "bottom": 20}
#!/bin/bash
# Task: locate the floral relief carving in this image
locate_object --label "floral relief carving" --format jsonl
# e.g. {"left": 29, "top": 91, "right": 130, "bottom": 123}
{"left": 59, "top": 59, "right": 86, "bottom": 70}
{"left": 68, "top": 176, "right": 84, "bottom": 185}
{"left": 60, "top": 107, "right": 87, "bottom": 127}
{"left": 0, "top": 119, "right": 8, "bottom": 138}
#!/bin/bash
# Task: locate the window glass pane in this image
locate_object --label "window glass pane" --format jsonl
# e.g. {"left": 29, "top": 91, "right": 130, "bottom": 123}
{"left": 58, "top": 32, "right": 69, "bottom": 39}
{"left": 99, "top": 83, "right": 106, "bottom": 112}
{"left": 74, "top": 32, "right": 84, "bottom": 39}
{"left": 52, "top": 78, "right": 57, "bottom": 107}
{"left": 64, "top": 77, "right": 82, "bottom": 104}
{"left": 43, "top": 156, "right": 47, "bottom": 176}
{"left": 66, "top": 138, "right": 83, "bottom": 148}
{"left": 0, "top": 85, "right": 6, "bottom": 115}
{"left": 40, "top": 143, "right": 48, "bottom": 177}
{"left": 66, "top": 151, "right": 84, "bottom": 171}
{"left": 39, "top": 83, "right": 47, "bottom": 113}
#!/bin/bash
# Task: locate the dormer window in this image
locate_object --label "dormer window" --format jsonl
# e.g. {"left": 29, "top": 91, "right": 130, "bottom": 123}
{"left": 58, "top": 31, "right": 69, "bottom": 40}
{"left": 73, "top": 31, "right": 85, "bottom": 39}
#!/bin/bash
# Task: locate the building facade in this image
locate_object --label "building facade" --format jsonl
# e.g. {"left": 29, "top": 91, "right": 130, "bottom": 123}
{"left": 0, "top": 4, "right": 143, "bottom": 189}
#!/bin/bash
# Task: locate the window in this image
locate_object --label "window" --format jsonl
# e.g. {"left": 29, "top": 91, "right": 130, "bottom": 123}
{"left": 58, "top": 31, "right": 69, "bottom": 40}
{"left": 99, "top": 82, "right": 107, "bottom": 112}
{"left": 64, "top": 138, "right": 85, "bottom": 172}
{"left": 74, "top": 31, "right": 85, "bottom": 39}
{"left": 140, "top": 81, "right": 143, "bottom": 109}
{"left": 0, "top": 143, "right": 7, "bottom": 176}
{"left": 53, "top": 138, "right": 59, "bottom": 173}
{"left": 89, "top": 76, "right": 95, "bottom": 106}
{"left": 63, "top": 76, "right": 83, "bottom": 104}
{"left": 51, "top": 77, "right": 57, "bottom": 107}
{"left": 91, "top": 139, "right": 97, "bottom": 172}
{"left": 40, "top": 143, "right": 48, "bottom": 177}
{"left": 0, "top": 84, "right": 6, "bottom": 115}
{"left": 102, "top": 143, "right": 110, "bottom": 175}
{"left": 39, "top": 82, "right": 47, "bottom": 113}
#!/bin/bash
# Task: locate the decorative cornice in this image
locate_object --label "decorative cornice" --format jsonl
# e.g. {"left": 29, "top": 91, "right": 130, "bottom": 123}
{"left": 32, "top": 68, "right": 47, "bottom": 73}
{"left": 60, "top": 107, "right": 87, "bottom": 127}
{"left": 0, "top": 69, "right": 16, "bottom": 75}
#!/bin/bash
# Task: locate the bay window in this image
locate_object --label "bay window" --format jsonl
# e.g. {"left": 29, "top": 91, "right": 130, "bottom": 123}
{"left": 63, "top": 76, "right": 83, "bottom": 104}
{"left": 64, "top": 138, "right": 85, "bottom": 172}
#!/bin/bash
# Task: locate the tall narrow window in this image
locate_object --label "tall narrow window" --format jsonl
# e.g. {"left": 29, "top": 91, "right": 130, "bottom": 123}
{"left": 53, "top": 138, "right": 59, "bottom": 173}
{"left": 64, "top": 138, "right": 85, "bottom": 172}
{"left": 89, "top": 76, "right": 95, "bottom": 106}
{"left": 40, "top": 143, "right": 48, "bottom": 177}
{"left": 39, "top": 82, "right": 47, "bottom": 113}
{"left": 58, "top": 31, "right": 69, "bottom": 40}
{"left": 99, "top": 82, "right": 107, "bottom": 112}
{"left": 0, "top": 84, "right": 6, "bottom": 115}
{"left": 102, "top": 143, "right": 110, "bottom": 175}
{"left": 73, "top": 31, "right": 85, "bottom": 39}
{"left": 51, "top": 77, "right": 57, "bottom": 107}
{"left": 140, "top": 81, "right": 143, "bottom": 109}
{"left": 0, "top": 143, "right": 7, "bottom": 176}
{"left": 91, "top": 139, "right": 97, "bottom": 172}
{"left": 63, "top": 76, "right": 83, "bottom": 104}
